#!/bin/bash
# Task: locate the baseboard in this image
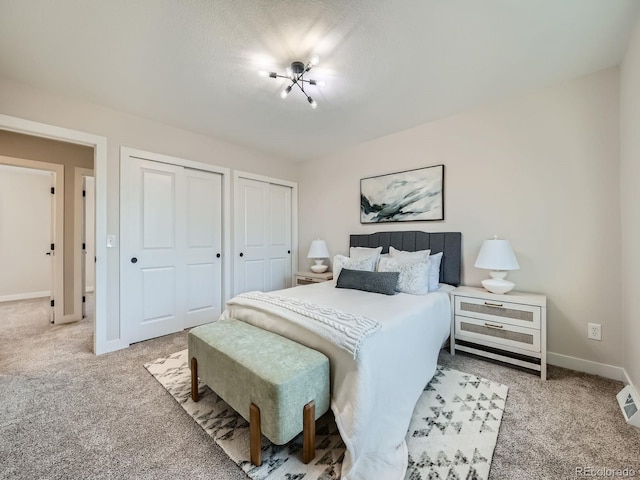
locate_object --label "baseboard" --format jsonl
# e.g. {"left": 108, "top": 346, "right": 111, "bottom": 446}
{"left": 622, "top": 368, "right": 639, "bottom": 393}
{"left": 547, "top": 351, "right": 626, "bottom": 382}
{"left": 0, "top": 291, "right": 50, "bottom": 303}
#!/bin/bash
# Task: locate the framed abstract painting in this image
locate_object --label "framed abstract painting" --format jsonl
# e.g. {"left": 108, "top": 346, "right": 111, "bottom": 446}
{"left": 360, "top": 164, "right": 444, "bottom": 223}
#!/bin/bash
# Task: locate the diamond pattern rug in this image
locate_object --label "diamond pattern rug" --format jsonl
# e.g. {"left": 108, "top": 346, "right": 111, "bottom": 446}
{"left": 145, "top": 350, "right": 508, "bottom": 480}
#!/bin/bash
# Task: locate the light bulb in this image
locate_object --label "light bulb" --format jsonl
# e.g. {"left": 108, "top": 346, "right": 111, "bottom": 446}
{"left": 309, "top": 54, "right": 320, "bottom": 66}
{"left": 315, "top": 80, "right": 326, "bottom": 88}
{"left": 308, "top": 96, "right": 317, "bottom": 109}
{"left": 258, "top": 70, "right": 268, "bottom": 77}
{"left": 280, "top": 85, "right": 292, "bottom": 99}
{"left": 286, "top": 67, "right": 293, "bottom": 79}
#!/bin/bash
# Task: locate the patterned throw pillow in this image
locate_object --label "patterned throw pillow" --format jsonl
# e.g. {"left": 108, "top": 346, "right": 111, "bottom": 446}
{"left": 378, "top": 257, "right": 431, "bottom": 295}
{"left": 336, "top": 268, "right": 399, "bottom": 295}
{"left": 333, "top": 254, "right": 377, "bottom": 279}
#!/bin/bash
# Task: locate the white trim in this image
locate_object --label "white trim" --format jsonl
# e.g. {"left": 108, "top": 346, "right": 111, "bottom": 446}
{"left": 547, "top": 351, "right": 626, "bottom": 381}
{"left": 232, "top": 170, "right": 299, "bottom": 289}
{"left": 119, "top": 147, "right": 232, "bottom": 342}
{"left": 0, "top": 291, "right": 51, "bottom": 303}
{"left": 0, "top": 154, "right": 64, "bottom": 324}
{"left": 0, "top": 114, "right": 118, "bottom": 354}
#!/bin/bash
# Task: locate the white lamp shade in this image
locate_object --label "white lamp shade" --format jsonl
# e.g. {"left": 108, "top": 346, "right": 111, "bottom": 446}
{"left": 474, "top": 239, "right": 520, "bottom": 271}
{"left": 307, "top": 239, "right": 329, "bottom": 259}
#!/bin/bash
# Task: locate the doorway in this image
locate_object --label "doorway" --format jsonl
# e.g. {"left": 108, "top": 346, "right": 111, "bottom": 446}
{"left": 0, "top": 115, "right": 111, "bottom": 354}
{"left": 0, "top": 156, "right": 64, "bottom": 323}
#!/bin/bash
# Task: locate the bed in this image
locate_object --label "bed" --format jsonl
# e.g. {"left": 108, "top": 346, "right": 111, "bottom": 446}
{"left": 222, "top": 231, "right": 462, "bottom": 480}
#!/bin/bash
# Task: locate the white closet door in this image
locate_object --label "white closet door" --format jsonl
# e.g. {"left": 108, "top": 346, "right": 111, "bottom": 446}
{"left": 184, "top": 168, "right": 222, "bottom": 328}
{"left": 122, "top": 158, "right": 185, "bottom": 343}
{"left": 267, "top": 183, "right": 292, "bottom": 291}
{"left": 122, "top": 157, "right": 222, "bottom": 344}
{"left": 234, "top": 178, "right": 292, "bottom": 295}
{"left": 235, "top": 177, "right": 269, "bottom": 294}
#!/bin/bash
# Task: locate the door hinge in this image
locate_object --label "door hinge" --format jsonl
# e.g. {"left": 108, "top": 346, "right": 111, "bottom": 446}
{"left": 51, "top": 187, "right": 55, "bottom": 194}
{"left": 82, "top": 296, "right": 86, "bottom": 303}
{"left": 82, "top": 243, "right": 86, "bottom": 250}
{"left": 50, "top": 299, "right": 55, "bottom": 307}
{"left": 83, "top": 190, "right": 86, "bottom": 197}
{"left": 51, "top": 243, "right": 55, "bottom": 251}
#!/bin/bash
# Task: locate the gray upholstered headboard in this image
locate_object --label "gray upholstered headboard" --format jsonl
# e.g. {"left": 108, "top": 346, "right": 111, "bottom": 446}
{"left": 349, "top": 231, "right": 462, "bottom": 286}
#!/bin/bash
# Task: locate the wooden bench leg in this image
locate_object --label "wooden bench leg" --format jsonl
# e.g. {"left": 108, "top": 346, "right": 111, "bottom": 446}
{"left": 302, "top": 400, "right": 315, "bottom": 464}
{"left": 250, "top": 403, "right": 262, "bottom": 466}
{"left": 190, "top": 357, "right": 199, "bottom": 402}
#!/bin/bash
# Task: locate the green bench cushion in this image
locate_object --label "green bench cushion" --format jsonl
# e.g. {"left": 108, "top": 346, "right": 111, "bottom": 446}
{"left": 188, "top": 318, "right": 330, "bottom": 445}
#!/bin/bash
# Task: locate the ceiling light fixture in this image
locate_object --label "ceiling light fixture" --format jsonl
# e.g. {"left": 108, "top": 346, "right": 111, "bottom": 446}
{"left": 258, "top": 55, "right": 325, "bottom": 109}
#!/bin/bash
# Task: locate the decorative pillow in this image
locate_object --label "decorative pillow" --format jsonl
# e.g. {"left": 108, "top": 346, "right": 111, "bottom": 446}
{"left": 378, "top": 257, "right": 431, "bottom": 295}
{"left": 336, "top": 268, "right": 399, "bottom": 296}
{"left": 349, "top": 246, "right": 383, "bottom": 269}
{"left": 389, "top": 246, "right": 431, "bottom": 263}
{"left": 333, "top": 254, "right": 377, "bottom": 279}
{"left": 428, "top": 252, "right": 443, "bottom": 291}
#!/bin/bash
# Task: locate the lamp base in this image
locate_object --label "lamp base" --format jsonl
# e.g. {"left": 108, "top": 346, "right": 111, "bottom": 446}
{"left": 481, "top": 277, "right": 515, "bottom": 295}
{"left": 310, "top": 264, "right": 328, "bottom": 273}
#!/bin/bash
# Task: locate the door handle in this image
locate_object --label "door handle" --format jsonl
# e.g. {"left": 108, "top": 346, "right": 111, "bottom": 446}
{"left": 45, "top": 252, "right": 51, "bottom": 256}
{"left": 131, "top": 257, "right": 138, "bottom": 264}
{"left": 216, "top": 253, "right": 221, "bottom": 258}
{"left": 239, "top": 252, "right": 244, "bottom": 257}
{"left": 287, "top": 250, "right": 291, "bottom": 254}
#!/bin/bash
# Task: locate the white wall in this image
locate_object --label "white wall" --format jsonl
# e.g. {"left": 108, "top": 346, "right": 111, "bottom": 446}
{"left": 620, "top": 19, "right": 640, "bottom": 391}
{"left": 0, "top": 75, "right": 299, "bottom": 349}
{"left": 299, "top": 68, "right": 622, "bottom": 370}
{"left": 0, "top": 165, "right": 50, "bottom": 301}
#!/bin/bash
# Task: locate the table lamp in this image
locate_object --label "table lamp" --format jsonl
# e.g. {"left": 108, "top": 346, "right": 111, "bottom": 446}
{"left": 474, "top": 236, "right": 520, "bottom": 294}
{"left": 307, "top": 239, "right": 330, "bottom": 273}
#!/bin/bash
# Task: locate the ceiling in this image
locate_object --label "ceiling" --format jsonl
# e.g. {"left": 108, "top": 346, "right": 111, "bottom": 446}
{"left": 1, "top": 1, "right": 639, "bottom": 162}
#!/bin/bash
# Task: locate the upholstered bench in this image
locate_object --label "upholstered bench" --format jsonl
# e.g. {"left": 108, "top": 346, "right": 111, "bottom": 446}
{"left": 188, "top": 318, "right": 330, "bottom": 466}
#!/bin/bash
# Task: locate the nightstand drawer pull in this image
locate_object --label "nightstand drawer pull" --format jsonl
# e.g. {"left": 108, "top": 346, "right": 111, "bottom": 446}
{"left": 484, "top": 302, "right": 504, "bottom": 308}
{"left": 484, "top": 322, "right": 504, "bottom": 329}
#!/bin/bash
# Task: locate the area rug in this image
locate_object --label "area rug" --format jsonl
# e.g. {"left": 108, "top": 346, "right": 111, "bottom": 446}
{"left": 145, "top": 350, "right": 508, "bottom": 480}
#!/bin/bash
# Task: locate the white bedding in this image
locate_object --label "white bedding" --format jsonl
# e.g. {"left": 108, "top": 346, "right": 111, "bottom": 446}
{"left": 222, "top": 281, "right": 451, "bottom": 480}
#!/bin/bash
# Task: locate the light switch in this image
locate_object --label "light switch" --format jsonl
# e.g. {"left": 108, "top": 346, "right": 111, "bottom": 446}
{"left": 106, "top": 235, "right": 116, "bottom": 248}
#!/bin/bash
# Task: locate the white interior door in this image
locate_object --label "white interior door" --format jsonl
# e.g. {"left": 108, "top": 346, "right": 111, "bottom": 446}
{"left": 234, "top": 178, "right": 292, "bottom": 295}
{"left": 82, "top": 175, "right": 95, "bottom": 318}
{"left": 184, "top": 168, "right": 222, "bottom": 328}
{"left": 267, "top": 184, "right": 292, "bottom": 292}
{"left": 121, "top": 157, "right": 222, "bottom": 344}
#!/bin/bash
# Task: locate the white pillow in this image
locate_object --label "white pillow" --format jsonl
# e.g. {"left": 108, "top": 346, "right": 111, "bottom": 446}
{"left": 378, "top": 257, "right": 431, "bottom": 295}
{"left": 333, "top": 254, "right": 377, "bottom": 279}
{"left": 428, "top": 252, "right": 443, "bottom": 291}
{"left": 389, "top": 246, "right": 431, "bottom": 264}
{"left": 349, "top": 246, "right": 383, "bottom": 267}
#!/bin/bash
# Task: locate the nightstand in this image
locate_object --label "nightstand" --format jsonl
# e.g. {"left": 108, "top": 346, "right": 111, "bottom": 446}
{"left": 450, "top": 286, "right": 547, "bottom": 380}
{"left": 294, "top": 271, "right": 333, "bottom": 286}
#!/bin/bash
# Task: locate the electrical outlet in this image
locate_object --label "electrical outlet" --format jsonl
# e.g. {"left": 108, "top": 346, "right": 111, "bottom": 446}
{"left": 588, "top": 323, "right": 602, "bottom": 341}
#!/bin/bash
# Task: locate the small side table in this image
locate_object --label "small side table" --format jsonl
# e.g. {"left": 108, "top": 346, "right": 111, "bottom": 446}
{"left": 294, "top": 271, "right": 333, "bottom": 286}
{"left": 450, "top": 286, "right": 547, "bottom": 380}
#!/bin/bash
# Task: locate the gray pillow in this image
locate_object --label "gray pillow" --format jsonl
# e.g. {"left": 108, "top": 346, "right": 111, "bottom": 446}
{"left": 336, "top": 268, "right": 399, "bottom": 295}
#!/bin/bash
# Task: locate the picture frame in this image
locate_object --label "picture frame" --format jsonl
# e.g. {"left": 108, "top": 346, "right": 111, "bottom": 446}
{"left": 360, "top": 164, "right": 444, "bottom": 223}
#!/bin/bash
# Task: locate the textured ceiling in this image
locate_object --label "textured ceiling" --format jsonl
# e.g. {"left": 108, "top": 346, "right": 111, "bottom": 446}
{"left": 1, "top": 0, "right": 639, "bottom": 161}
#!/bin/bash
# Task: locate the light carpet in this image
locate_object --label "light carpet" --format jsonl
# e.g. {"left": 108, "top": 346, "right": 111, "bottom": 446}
{"left": 145, "top": 349, "right": 508, "bottom": 480}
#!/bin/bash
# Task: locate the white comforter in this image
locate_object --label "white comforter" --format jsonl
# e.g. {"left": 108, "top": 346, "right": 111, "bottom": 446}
{"left": 222, "top": 281, "right": 451, "bottom": 480}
